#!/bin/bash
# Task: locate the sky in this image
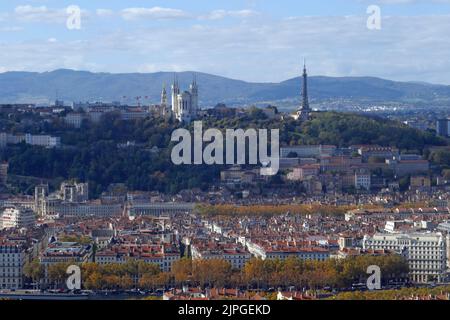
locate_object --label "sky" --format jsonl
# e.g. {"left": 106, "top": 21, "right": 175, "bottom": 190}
{"left": 0, "top": 0, "right": 450, "bottom": 84}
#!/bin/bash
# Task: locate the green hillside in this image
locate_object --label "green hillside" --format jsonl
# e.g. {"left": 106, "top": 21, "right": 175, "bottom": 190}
{"left": 0, "top": 111, "right": 447, "bottom": 197}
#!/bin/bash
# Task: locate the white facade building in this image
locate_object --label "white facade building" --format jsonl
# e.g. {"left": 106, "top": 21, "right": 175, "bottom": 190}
{"left": 363, "top": 233, "right": 447, "bottom": 283}
{"left": 64, "top": 113, "right": 84, "bottom": 128}
{"left": 171, "top": 75, "right": 199, "bottom": 123}
{"left": 96, "top": 249, "right": 180, "bottom": 272}
{"left": 280, "top": 145, "right": 336, "bottom": 158}
{"left": 0, "top": 243, "right": 26, "bottom": 290}
{"left": 245, "top": 240, "right": 329, "bottom": 261}
{"left": 40, "top": 242, "right": 93, "bottom": 286}
{"left": 1, "top": 206, "right": 36, "bottom": 230}
{"left": 25, "top": 134, "right": 61, "bottom": 148}
{"left": 1, "top": 133, "right": 60, "bottom": 148}
{"left": 355, "top": 170, "right": 371, "bottom": 190}
{"left": 126, "top": 202, "right": 195, "bottom": 218}
{"left": 191, "top": 244, "right": 252, "bottom": 270}
{"left": 60, "top": 181, "right": 89, "bottom": 203}
{"left": 54, "top": 202, "right": 123, "bottom": 218}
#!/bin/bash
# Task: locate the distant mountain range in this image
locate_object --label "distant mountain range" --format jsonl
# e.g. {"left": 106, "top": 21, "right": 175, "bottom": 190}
{"left": 1, "top": 69, "right": 450, "bottom": 109}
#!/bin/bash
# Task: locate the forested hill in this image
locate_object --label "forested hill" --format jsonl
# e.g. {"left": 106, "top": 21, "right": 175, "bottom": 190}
{"left": 286, "top": 112, "right": 445, "bottom": 149}
{"left": 0, "top": 111, "right": 447, "bottom": 197}
{"left": 202, "top": 110, "right": 446, "bottom": 150}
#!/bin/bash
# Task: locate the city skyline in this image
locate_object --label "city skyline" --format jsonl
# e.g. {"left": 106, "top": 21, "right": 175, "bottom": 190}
{"left": 0, "top": 1, "right": 449, "bottom": 84}
{"left": 1, "top": 0, "right": 450, "bottom": 307}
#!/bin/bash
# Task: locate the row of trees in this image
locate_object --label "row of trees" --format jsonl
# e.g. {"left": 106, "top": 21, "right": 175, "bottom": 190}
{"left": 196, "top": 204, "right": 353, "bottom": 217}
{"left": 333, "top": 286, "right": 450, "bottom": 300}
{"left": 241, "top": 255, "right": 408, "bottom": 290}
{"left": 429, "top": 149, "right": 450, "bottom": 168}
{"left": 24, "top": 255, "right": 409, "bottom": 291}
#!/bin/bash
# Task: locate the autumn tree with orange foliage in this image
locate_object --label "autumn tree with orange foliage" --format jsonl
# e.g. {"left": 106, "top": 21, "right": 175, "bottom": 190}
{"left": 196, "top": 204, "right": 353, "bottom": 217}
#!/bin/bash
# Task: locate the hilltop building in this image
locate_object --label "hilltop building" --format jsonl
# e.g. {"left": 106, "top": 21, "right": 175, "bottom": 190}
{"left": 171, "top": 75, "right": 199, "bottom": 123}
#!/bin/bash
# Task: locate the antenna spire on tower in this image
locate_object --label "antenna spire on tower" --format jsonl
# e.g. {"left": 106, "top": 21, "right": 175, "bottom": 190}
{"left": 296, "top": 58, "right": 310, "bottom": 122}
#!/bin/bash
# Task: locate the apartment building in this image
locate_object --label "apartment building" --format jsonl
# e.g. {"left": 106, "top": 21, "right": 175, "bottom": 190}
{"left": 246, "top": 240, "right": 330, "bottom": 261}
{"left": 54, "top": 202, "right": 123, "bottom": 218}
{"left": 39, "top": 241, "right": 93, "bottom": 286}
{"left": 363, "top": 233, "right": 447, "bottom": 283}
{"left": 25, "top": 134, "right": 61, "bottom": 148}
{"left": 280, "top": 145, "right": 336, "bottom": 158}
{"left": 37, "top": 197, "right": 123, "bottom": 219}
{"left": 0, "top": 241, "right": 26, "bottom": 290}
{"left": 387, "top": 159, "right": 430, "bottom": 177}
{"left": 356, "top": 145, "right": 399, "bottom": 162}
{"left": 64, "top": 113, "right": 84, "bottom": 128}
{"left": 264, "top": 247, "right": 330, "bottom": 261}
{"left": 355, "top": 169, "right": 371, "bottom": 190}
{"left": 1, "top": 206, "right": 36, "bottom": 230}
{"left": 287, "top": 164, "right": 320, "bottom": 181}
{"left": 96, "top": 243, "right": 180, "bottom": 272}
{"left": 191, "top": 242, "right": 252, "bottom": 269}
{"left": 34, "top": 181, "right": 124, "bottom": 218}
{"left": 220, "top": 167, "right": 261, "bottom": 186}
{"left": 126, "top": 202, "right": 195, "bottom": 218}
{"left": 320, "top": 156, "right": 363, "bottom": 173}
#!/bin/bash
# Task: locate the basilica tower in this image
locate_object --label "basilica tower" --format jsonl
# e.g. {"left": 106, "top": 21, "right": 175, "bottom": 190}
{"left": 171, "top": 74, "right": 180, "bottom": 115}
{"left": 189, "top": 74, "right": 199, "bottom": 117}
{"left": 161, "top": 84, "right": 170, "bottom": 117}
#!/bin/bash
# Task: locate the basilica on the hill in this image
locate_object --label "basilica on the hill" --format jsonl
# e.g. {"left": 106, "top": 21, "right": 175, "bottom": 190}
{"left": 158, "top": 63, "right": 309, "bottom": 123}
{"left": 160, "top": 75, "right": 199, "bottom": 123}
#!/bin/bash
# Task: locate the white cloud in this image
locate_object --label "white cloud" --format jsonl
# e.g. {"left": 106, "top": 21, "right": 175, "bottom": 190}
{"left": 7, "top": 5, "right": 259, "bottom": 27}
{"left": 137, "top": 63, "right": 194, "bottom": 73}
{"left": 364, "top": 0, "right": 450, "bottom": 4}
{"left": 121, "top": 7, "right": 189, "bottom": 20}
{"left": 378, "top": 0, "right": 416, "bottom": 3}
{"left": 0, "top": 26, "right": 23, "bottom": 32}
{"left": 119, "top": 7, "right": 258, "bottom": 21}
{"left": 13, "top": 5, "right": 90, "bottom": 23}
{"left": 200, "top": 9, "right": 260, "bottom": 20}
{"left": 14, "top": 5, "right": 66, "bottom": 23}
{"left": 96, "top": 9, "right": 114, "bottom": 17}
{"left": 86, "top": 14, "right": 450, "bottom": 83}
{"left": 1, "top": 8, "right": 450, "bottom": 84}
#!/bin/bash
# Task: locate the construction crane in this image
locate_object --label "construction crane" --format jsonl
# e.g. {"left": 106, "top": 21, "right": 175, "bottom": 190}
{"left": 121, "top": 96, "right": 127, "bottom": 106}
{"left": 135, "top": 96, "right": 142, "bottom": 108}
